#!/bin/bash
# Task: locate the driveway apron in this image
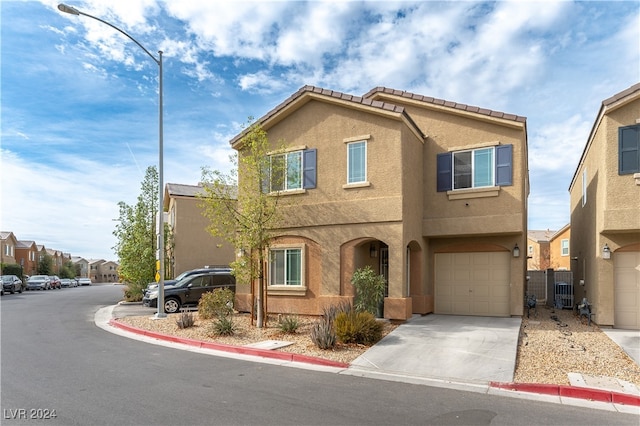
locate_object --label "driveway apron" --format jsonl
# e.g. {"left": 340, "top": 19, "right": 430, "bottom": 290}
{"left": 349, "top": 314, "right": 522, "bottom": 384}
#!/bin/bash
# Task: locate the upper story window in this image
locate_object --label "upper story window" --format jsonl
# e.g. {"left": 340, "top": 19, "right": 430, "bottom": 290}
{"left": 4, "top": 245, "right": 12, "bottom": 256}
{"left": 561, "top": 239, "right": 569, "bottom": 256}
{"left": 347, "top": 141, "right": 367, "bottom": 184}
{"left": 528, "top": 245, "right": 533, "bottom": 255}
{"left": 269, "top": 247, "right": 302, "bottom": 286}
{"left": 437, "top": 144, "right": 512, "bottom": 192}
{"left": 619, "top": 124, "right": 640, "bottom": 175}
{"left": 267, "top": 149, "right": 316, "bottom": 193}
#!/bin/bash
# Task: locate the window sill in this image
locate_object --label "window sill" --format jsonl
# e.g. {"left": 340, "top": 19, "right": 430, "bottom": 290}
{"left": 342, "top": 181, "right": 371, "bottom": 189}
{"left": 446, "top": 186, "right": 500, "bottom": 200}
{"left": 267, "top": 286, "right": 307, "bottom": 296}
{"left": 268, "top": 188, "right": 307, "bottom": 196}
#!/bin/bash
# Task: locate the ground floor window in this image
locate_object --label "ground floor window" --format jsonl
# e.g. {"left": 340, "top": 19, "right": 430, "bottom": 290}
{"left": 269, "top": 248, "right": 302, "bottom": 286}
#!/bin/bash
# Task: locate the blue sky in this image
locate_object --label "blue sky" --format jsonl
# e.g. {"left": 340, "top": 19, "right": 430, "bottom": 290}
{"left": 1, "top": 0, "right": 638, "bottom": 261}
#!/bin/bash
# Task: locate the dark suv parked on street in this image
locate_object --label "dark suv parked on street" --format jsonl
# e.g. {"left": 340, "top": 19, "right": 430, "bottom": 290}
{"left": 143, "top": 269, "right": 235, "bottom": 314}
{"left": 143, "top": 266, "right": 231, "bottom": 297}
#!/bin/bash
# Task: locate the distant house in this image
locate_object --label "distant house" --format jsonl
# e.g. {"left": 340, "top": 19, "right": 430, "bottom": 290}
{"left": 549, "top": 224, "right": 571, "bottom": 271}
{"left": 569, "top": 82, "right": 640, "bottom": 330}
{"left": 0, "top": 231, "right": 18, "bottom": 268}
{"left": 229, "top": 85, "right": 529, "bottom": 320}
{"left": 15, "top": 240, "right": 38, "bottom": 276}
{"left": 87, "top": 259, "right": 105, "bottom": 282}
{"left": 527, "top": 229, "right": 554, "bottom": 271}
{"left": 71, "top": 257, "right": 89, "bottom": 278}
{"left": 96, "top": 260, "right": 119, "bottom": 282}
{"left": 164, "top": 183, "right": 236, "bottom": 277}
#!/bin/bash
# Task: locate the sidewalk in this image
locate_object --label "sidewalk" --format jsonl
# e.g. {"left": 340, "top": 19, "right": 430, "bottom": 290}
{"left": 99, "top": 302, "right": 640, "bottom": 414}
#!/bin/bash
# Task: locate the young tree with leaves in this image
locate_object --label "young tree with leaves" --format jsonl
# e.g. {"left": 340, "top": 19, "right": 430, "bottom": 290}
{"left": 199, "top": 120, "right": 287, "bottom": 328}
{"left": 112, "top": 166, "right": 161, "bottom": 300}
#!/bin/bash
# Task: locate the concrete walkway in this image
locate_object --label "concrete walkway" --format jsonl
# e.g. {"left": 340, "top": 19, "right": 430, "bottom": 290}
{"left": 603, "top": 328, "right": 640, "bottom": 366}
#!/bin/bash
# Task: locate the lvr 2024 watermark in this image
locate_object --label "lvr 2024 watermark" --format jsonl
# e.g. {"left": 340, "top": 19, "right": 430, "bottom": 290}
{"left": 3, "top": 408, "right": 57, "bottom": 420}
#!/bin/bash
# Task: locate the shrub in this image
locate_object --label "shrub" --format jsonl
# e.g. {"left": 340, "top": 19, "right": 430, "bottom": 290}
{"left": 211, "top": 316, "right": 235, "bottom": 336}
{"left": 334, "top": 311, "right": 383, "bottom": 345}
{"left": 310, "top": 318, "right": 337, "bottom": 350}
{"left": 278, "top": 315, "right": 300, "bottom": 334}
{"left": 198, "top": 288, "right": 235, "bottom": 320}
{"left": 351, "top": 266, "right": 386, "bottom": 315}
{"left": 321, "top": 300, "right": 352, "bottom": 323}
{"left": 176, "top": 311, "right": 195, "bottom": 329}
{"left": 123, "top": 286, "right": 143, "bottom": 302}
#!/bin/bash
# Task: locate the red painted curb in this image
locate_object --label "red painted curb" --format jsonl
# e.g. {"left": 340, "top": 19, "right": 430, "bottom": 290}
{"left": 109, "top": 318, "right": 350, "bottom": 369}
{"left": 490, "top": 381, "right": 640, "bottom": 407}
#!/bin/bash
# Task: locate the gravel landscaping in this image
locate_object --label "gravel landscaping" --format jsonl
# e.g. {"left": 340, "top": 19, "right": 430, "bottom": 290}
{"left": 116, "top": 306, "right": 640, "bottom": 386}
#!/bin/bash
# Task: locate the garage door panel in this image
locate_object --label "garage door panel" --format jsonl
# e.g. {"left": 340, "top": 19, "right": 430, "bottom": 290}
{"left": 435, "top": 252, "right": 510, "bottom": 317}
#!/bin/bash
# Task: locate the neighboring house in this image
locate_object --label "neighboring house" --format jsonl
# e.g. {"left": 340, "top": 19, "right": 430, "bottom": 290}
{"left": 15, "top": 240, "right": 38, "bottom": 276}
{"left": 72, "top": 256, "right": 89, "bottom": 278}
{"left": 527, "top": 229, "right": 554, "bottom": 271}
{"left": 569, "top": 82, "right": 640, "bottom": 330}
{"left": 0, "top": 231, "right": 18, "bottom": 267}
{"left": 88, "top": 259, "right": 105, "bottom": 282}
{"left": 229, "top": 85, "right": 528, "bottom": 320}
{"left": 96, "top": 260, "right": 119, "bottom": 282}
{"left": 549, "top": 224, "right": 571, "bottom": 270}
{"left": 164, "top": 183, "right": 236, "bottom": 277}
{"left": 46, "top": 248, "right": 63, "bottom": 274}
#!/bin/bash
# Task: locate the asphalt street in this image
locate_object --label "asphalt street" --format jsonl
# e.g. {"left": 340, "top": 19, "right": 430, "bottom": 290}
{"left": 1, "top": 284, "right": 638, "bottom": 425}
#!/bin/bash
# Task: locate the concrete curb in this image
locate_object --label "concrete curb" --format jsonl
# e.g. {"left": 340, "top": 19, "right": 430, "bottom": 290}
{"left": 108, "top": 318, "right": 349, "bottom": 369}
{"left": 106, "top": 315, "right": 639, "bottom": 410}
{"left": 490, "top": 381, "right": 640, "bottom": 407}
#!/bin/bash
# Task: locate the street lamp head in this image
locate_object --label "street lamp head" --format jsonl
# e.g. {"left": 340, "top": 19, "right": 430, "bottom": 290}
{"left": 58, "top": 4, "right": 80, "bottom": 15}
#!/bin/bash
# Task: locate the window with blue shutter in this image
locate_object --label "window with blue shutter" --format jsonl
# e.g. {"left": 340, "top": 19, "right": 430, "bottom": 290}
{"left": 437, "top": 144, "right": 513, "bottom": 192}
{"left": 619, "top": 124, "right": 640, "bottom": 175}
{"left": 266, "top": 148, "right": 317, "bottom": 192}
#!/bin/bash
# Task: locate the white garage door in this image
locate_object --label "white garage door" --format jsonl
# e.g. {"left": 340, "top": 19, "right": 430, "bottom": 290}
{"left": 435, "top": 252, "right": 510, "bottom": 317}
{"left": 614, "top": 251, "right": 640, "bottom": 330}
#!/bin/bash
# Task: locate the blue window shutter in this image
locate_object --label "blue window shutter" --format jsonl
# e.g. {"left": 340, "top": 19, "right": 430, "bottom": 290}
{"left": 437, "top": 152, "right": 452, "bottom": 192}
{"left": 303, "top": 149, "right": 317, "bottom": 189}
{"left": 619, "top": 125, "right": 640, "bottom": 175}
{"left": 495, "top": 144, "right": 513, "bottom": 186}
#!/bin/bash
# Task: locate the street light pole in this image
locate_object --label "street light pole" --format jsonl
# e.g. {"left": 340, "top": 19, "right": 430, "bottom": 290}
{"left": 58, "top": 3, "right": 166, "bottom": 318}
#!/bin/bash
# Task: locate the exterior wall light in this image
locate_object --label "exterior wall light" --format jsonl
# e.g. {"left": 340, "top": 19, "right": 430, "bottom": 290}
{"left": 602, "top": 244, "right": 611, "bottom": 260}
{"left": 513, "top": 243, "right": 520, "bottom": 258}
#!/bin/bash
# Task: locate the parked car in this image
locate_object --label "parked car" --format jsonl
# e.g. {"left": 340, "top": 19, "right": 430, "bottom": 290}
{"left": 60, "top": 278, "right": 72, "bottom": 288}
{"left": 143, "top": 270, "right": 236, "bottom": 314}
{"left": 1, "top": 275, "right": 23, "bottom": 294}
{"left": 78, "top": 278, "right": 92, "bottom": 286}
{"left": 26, "top": 275, "right": 51, "bottom": 291}
{"left": 49, "top": 275, "right": 61, "bottom": 289}
{"left": 143, "top": 266, "right": 232, "bottom": 297}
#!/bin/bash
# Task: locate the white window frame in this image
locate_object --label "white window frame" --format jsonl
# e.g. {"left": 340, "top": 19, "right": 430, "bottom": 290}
{"left": 270, "top": 150, "right": 303, "bottom": 193}
{"left": 452, "top": 147, "right": 495, "bottom": 190}
{"left": 268, "top": 246, "right": 304, "bottom": 288}
{"left": 347, "top": 141, "right": 367, "bottom": 184}
{"left": 561, "top": 239, "right": 569, "bottom": 256}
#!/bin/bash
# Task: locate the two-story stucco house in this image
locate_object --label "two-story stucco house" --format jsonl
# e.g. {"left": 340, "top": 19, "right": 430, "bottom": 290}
{"left": 548, "top": 224, "right": 571, "bottom": 271}
{"left": 164, "top": 183, "right": 236, "bottom": 277}
{"left": 1, "top": 231, "right": 18, "bottom": 267}
{"left": 15, "top": 240, "right": 38, "bottom": 276}
{"left": 569, "top": 82, "right": 640, "bottom": 330}
{"left": 230, "top": 86, "right": 528, "bottom": 321}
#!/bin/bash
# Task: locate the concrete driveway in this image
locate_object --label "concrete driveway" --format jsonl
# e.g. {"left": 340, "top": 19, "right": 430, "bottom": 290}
{"left": 347, "top": 314, "right": 521, "bottom": 385}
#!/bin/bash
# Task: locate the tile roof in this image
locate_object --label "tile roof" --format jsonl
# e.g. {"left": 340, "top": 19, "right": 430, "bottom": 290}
{"left": 363, "top": 86, "right": 527, "bottom": 123}
{"left": 166, "top": 183, "right": 206, "bottom": 198}
{"left": 603, "top": 82, "right": 640, "bottom": 107}
{"left": 528, "top": 230, "right": 556, "bottom": 242}
{"left": 230, "top": 85, "right": 421, "bottom": 145}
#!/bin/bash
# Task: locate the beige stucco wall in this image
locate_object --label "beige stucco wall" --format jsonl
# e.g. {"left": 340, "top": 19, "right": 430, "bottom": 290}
{"left": 550, "top": 227, "right": 571, "bottom": 270}
{"left": 570, "top": 96, "right": 640, "bottom": 327}
{"left": 235, "top": 94, "right": 527, "bottom": 319}
{"left": 168, "top": 195, "right": 235, "bottom": 277}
